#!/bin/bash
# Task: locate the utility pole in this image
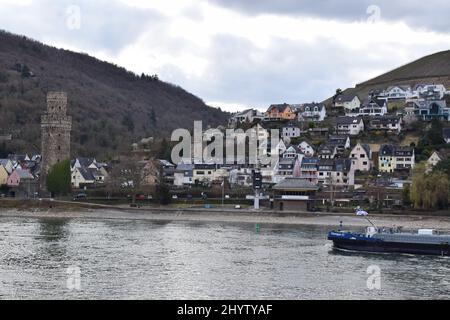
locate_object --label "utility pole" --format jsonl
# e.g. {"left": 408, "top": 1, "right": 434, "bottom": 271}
{"left": 328, "top": 174, "right": 335, "bottom": 208}
{"left": 221, "top": 177, "right": 225, "bottom": 207}
{"left": 253, "top": 125, "right": 262, "bottom": 210}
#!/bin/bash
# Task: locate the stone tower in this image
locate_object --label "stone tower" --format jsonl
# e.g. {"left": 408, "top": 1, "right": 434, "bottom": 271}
{"left": 40, "top": 92, "right": 72, "bottom": 193}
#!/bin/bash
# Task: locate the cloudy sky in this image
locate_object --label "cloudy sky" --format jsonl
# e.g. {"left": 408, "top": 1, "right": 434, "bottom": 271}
{"left": 1, "top": 0, "right": 450, "bottom": 112}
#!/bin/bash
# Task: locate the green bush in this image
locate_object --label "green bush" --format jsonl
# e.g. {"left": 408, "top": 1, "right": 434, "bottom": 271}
{"left": 47, "top": 159, "right": 71, "bottom": 196}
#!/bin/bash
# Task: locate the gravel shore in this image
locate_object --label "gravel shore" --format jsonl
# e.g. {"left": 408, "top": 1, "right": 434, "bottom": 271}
{"left": 2, "top": 207, "right": 450, "bottom": 231}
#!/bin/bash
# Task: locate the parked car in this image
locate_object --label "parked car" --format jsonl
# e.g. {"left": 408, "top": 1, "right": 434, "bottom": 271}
{"left": 73, "top": 193, "right": 87, "bottom": 201}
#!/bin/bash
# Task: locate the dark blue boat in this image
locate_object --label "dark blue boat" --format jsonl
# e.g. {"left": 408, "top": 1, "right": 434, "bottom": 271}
{"left": 328, "top": 227, "right": 450, "bottom": 256}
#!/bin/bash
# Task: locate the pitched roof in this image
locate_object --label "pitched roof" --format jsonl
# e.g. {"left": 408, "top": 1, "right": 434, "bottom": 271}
{"left": 78, "top": 167, "right": 95, "bottom": 181}
{"left": 273, "top": 178, "right": 319, "bottom": 191}
{"left": 386, "top": 85, "right": 411, "bottom": 92}
{"left": 75, "top": 157, "right": 96, "bottom": 168}
{"left": 267, "top": 104, "right": 292, "bottom": 113}
{"left": 369, "top": 115, "right": 402, "bottom": 125}
{"left": 302, "top": 157, "right": 319, "bottom": 165}
{"left": 176, "top": 163, "right": 194, "bottom": 171}
{"left": 8, "top": 154, "right": 28, "bottom": 162}
{"left": 88, "top": 168, "right": 104, "bottom": 178}
{"left": 379, "top": 144, "right": 414, "bottom": 157}
{"left": 362, "top": 97, "right": 387, "bottom": 108}
{"left": 285, "top": 145, "right": 302, "bottom": 153}
{"left": 336, "top": 117, "right": 363, "bottom": 125}
{"left": 335, "top": 94, "right": 358, "bottom": 103}
{"left": 158, "top": 159, "right": 175, "bottom": 167}
{"left": 318, "top": 144, "right": 337, "bottom": 153}
{"left": 297, "top": 102, "right": 326, "bottom": 112}
{"left": 334, "top": 158, "right": 352, "bottom": 172}
{"left": 0, "top": 159, "right": 11, "bottom": 166}
{"left": 443, "top": 128, "right": 450, "bottom": 139}
{"left": 15, "top": 169, "right": 34, "bottom": 179}
{"left": 354, "top": 143, "right": 372, "bottom": 156}
{"left": 283, "top": 122, "right": 300, "bottom": 129}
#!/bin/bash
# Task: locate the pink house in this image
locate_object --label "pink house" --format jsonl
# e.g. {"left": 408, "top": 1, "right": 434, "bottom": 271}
{"left": 7, "top": 169, "right": 34, "bottom": 187}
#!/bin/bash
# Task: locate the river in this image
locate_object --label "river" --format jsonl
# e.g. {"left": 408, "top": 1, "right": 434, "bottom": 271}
{"left": 0, "top": 216, "right": 449, "bottom": 299}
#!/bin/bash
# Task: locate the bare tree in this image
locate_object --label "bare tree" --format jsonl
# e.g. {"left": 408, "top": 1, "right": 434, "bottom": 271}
{"left": 106, "top": 155, "right": 158, "bottom": 206}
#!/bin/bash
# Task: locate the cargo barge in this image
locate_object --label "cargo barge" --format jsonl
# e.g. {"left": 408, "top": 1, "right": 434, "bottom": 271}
{"left": 328, "top": 227, "right": 450, "bottom": 256}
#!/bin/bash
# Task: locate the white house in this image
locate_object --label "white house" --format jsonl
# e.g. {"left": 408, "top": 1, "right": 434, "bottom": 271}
{"left": 228, "top": 109, "right": 265, "bottom": 127}
{"left": 282, "top": 123, "right": 301, "bottom": 139}
{"left": 426, "top": 151, "right": 443, "bottom": 173}
{"left": 350, "top": 143, "right": 372, "bottom": 172}
{"left": 318, "top": 144, "right": 338, "bottom": 159}
{"left": 360, "top": 97, "right": 388, "bottom": 116}
{"left": 229, "top": 167, "right": 253, "bottom": 187}
{"left": 71, "top": 167, "right": 96, "bottom": 188}
{"left": 414, "top": 84, "right": 447, "bottom": 99}
{"left": 334, "top": 94, "right": 361, "bottom": 111}
{"left": 173, "top": 163, "right": 194, "bottom": 186}
{"left": 381, "top": 85, "right": 411, "bottom": 100}
{"left": 283, "top": 145, "right": 304, "bottom": 159}
{"left": 296, "top": 103, "right": 327, "bottom": 122}
{"left": 298, "top": 140, "right": 315, "bottom": 157}
{"left": 328, "top": 135, "right": 351, "bottom": 151}
{"left": 317, "top": 159, "right": 355, "bottom": 187}
{"left": 336, "top": 117, "right": 364, "bottom": 136}
{"left": 368, "top": 116, "right": 403, "bottom": 134}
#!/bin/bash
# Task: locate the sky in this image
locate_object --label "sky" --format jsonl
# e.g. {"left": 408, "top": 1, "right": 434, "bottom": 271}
{"left": 1, "top": 0, "right": 450, "bottom": 112}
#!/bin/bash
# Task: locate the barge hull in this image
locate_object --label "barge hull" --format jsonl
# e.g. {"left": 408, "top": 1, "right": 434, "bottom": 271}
{"left": 332, "top": 239, "right": 450, "bottom": 256}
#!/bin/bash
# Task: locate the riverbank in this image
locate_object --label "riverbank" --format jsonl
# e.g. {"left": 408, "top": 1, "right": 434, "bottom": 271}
{"left": 2, "top": 206, "right": 450, "bottom": 231}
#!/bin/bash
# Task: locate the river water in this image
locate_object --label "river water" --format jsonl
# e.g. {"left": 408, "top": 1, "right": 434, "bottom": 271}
{"left": 0, "top": 216, "right": 449, "bottom": 300}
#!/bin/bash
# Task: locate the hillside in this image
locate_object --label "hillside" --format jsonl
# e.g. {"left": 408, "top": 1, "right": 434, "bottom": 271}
{"left": 324, "top": 50, "right": 450, "bottom": 105}
{"left": 0, "top": 30, "right": 229, "bottom": 158}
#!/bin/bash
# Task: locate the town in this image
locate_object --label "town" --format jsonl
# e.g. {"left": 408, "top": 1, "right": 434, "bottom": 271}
{"left": 1, "top": 84, "right": 450, "bottom": 213}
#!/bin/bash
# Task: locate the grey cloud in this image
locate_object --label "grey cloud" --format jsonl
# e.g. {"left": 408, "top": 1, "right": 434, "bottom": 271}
{"left": 160, "top": 33, "right": 448, "bottom": 108}
{"left": 209, "top": 0, "right": 450, "bottom": 33}
{"left": 0, "top": 0, "right": 161, "bottom": 55}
